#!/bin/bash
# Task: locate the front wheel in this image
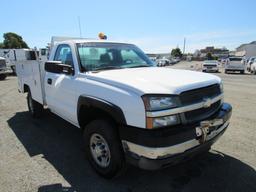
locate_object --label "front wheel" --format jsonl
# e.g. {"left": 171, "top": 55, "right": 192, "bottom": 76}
{"left": 83, "top": 119, "right": 125, "bottom": 178}
{"left": 0, "top": 74, "right": 7, "bottom": 80}
{"left": 27, "top": 90, "right": 43, "bottom": 118}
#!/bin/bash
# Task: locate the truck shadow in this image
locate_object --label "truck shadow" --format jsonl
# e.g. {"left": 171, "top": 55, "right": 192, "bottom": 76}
{"left": 8, "top": 111, "right": 256, "bottom": 192}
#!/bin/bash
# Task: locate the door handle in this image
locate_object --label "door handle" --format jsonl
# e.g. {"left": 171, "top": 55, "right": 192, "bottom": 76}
{"left": 47, "top": 78, "right": 52, "bottom": 85}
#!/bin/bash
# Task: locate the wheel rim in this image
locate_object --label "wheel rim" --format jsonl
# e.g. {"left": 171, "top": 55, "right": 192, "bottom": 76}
{"left": 90, "top": 133, "right": 111, "bottom": 168}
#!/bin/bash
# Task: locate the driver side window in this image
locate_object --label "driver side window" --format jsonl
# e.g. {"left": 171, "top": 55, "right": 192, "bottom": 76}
{"left": 54, "top": 44, "right": 74, "bottom": 66}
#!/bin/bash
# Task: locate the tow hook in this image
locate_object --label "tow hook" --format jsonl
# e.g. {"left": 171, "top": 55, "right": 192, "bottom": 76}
{"left": 196, "top": 124, "right": 209, "bottom": 144}
{"left": 196, "top": 119, "right": 224, "bottom": 144}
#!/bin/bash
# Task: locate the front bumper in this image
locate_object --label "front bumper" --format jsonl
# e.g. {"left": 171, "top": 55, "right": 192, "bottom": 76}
{"left": 0, "top": 68, "right": 12, "bottom": 74}
{"left": 120, "top": 103, "right": 232, "bottom": 170}
{"left": 225, "top": 66, "right": 245, "bottom": 71}
{"left": 202, "top": 66, "right": 219, "bottom": 72}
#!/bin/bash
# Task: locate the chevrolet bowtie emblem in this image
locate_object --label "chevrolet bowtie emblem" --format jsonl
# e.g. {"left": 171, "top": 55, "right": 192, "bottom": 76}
{"left": 203, "top": 98, "right": 212, "bottom": 108}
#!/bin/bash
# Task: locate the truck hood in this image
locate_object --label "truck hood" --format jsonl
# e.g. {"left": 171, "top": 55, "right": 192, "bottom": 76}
{"left": 86, "top": 67, "right": 221, "bottom": 95}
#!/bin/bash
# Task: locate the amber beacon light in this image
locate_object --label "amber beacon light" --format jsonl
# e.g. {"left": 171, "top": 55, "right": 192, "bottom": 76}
{"left": 98, "top": 32, "right": 107, "bottom": 40}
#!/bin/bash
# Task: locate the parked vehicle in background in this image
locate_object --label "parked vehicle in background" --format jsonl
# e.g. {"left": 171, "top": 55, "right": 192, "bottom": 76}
{"left": 170, "top": 57, "right": 180, "bottom": 64}
{"left": 15, "top": 36, "right": 232, "bottom": 178}
{"left": 202, "top": 60, "right": 219, "bottom": 73}
{"left": 246, "top": 56, "right": 256, "bottom": 72}
{"left": 225, "top": 57, "right": 245, "bottom": 74}
{"left": 173, "top": 57, "right": 181, "bottom": 63}
{"left": 0, "top": 57, "right": 12, "bottom": 80}
{"left": 156, "top": 59, "right": 171, "bottom": 66}
{"left": 149, "top": 57, "right": 157, "bottom": 62}
{"left": 0, "top": 49, "right": 39, "bottom": 74}
{"left": 169, "top": 58, "right": 176, "bottom": 64}
{"left": 220, "top": 58, "right": 227, "bottom": 66}
{"left": 250, "top": 60, "right": 256, "bottom": 74}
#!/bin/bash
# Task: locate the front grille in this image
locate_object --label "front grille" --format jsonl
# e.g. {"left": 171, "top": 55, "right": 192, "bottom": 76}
{"left": 203, "top": 64, "right": 217, "bottom": 67}
{"left": 184, "top": 100, "right": 221, "bottom": 123}
{"left": 180, "top": 84, "right": 222, "bottom": 123}
{"left": 180, "top": 84, "right": 221, "bottom": 105}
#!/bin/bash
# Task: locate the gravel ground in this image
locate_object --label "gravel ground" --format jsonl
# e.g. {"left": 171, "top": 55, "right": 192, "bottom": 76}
{"left": 0, "top": 62, "right": 255, "bottom": 192}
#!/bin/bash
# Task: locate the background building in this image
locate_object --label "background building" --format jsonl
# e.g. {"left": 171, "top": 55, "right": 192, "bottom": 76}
{"left": 199, "top": 46, "right": 229, "bottom": 58}
{"left": 235, "top": 41, "right": 256, "bottom": 59}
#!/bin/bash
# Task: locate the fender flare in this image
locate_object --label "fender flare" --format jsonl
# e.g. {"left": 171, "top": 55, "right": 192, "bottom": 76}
{"left": 77, "top": 95, "right": 127, "bottom": 127}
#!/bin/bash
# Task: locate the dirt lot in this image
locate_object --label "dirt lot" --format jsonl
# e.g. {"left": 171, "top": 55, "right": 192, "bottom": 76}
{"left": 0, "top": 62, "right": 256, "bottom": 192}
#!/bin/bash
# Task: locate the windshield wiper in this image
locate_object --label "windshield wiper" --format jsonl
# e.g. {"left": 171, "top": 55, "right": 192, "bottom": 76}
{"left": 92, "top": 66, "right": 122, "bottom": 71}
{"left": 127, "top": 65, "right": 151, "bottom": 68}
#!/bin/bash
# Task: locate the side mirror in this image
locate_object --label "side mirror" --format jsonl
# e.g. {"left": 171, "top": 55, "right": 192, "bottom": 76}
{"left": 45, "top": 61, "right": 74, "bottom": 75}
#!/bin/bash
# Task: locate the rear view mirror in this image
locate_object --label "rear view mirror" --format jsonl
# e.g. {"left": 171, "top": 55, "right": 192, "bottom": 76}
{"left": 45, "top": 61, "right": 74, "bottom": 75}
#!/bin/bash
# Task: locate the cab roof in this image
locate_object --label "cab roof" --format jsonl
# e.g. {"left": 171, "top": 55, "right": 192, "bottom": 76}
{"left": 54, "top": 39, "right": 133, "bottom": 46}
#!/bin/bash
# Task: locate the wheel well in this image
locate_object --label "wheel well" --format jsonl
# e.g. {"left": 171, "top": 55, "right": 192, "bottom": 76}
{"left": 23, "top": 84, "right": 29, "bottom": 93}
{"left": 78, "top": 105, "right": 118, "bottom": 129}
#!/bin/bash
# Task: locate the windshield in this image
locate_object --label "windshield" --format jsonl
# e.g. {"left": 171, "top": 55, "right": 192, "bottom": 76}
{"left": 77, "top": 43, "right": 154, "bottom": 71}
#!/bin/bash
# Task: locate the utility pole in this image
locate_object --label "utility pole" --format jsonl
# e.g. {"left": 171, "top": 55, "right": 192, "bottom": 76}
{"left": 78, "top": 16, "right": 82, "bottom": 38}
{"left": 183, "top": 37, "right": 186, "bottom": 54}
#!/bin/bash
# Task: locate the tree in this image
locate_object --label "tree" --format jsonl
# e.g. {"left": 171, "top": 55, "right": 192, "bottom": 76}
{"left": 206, "top": 52, "right": 214, "bottom": 60}
{"left": 1, "top": 32, "right": 29, "bottom": 49}
{"left": 171, "top": 48, "right": 182, "bottom": 58}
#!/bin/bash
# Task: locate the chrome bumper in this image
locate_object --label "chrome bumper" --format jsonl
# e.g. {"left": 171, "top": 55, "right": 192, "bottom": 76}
{"left": 122, "top": 120, "right": 229, "bottom": 159}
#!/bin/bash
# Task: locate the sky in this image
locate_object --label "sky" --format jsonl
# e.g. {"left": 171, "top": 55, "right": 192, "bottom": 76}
{"left": 1, "top": 0, "right": 256, "bottom": 53}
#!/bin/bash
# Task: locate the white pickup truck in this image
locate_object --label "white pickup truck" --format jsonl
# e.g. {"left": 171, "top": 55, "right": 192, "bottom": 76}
{"left": 0, "top": 57, "right": 12, "bottom": 80}
{"left": 16, "top": 38, "right": 232, "bottom": 178}
{"left": 225, "top": 57, "right": 245, "bottom": 74}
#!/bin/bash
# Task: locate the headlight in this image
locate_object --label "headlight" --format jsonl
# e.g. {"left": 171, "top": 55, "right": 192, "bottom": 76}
{"left": 142, "top": 96, "right": 178, "bottom": 111}
{"left": 142, "top": 95, "right": 180, "bottom": 129}
{"left": 146, "top": 115, "right": 180, "bottom": 129}
{"left": 220, "top": 82, "right": 224, "bottom": 93}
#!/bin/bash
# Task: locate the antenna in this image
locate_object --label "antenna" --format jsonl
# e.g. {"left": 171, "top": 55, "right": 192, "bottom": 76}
{"left": 183, "top": 37, "right": 186, "bottom": 54}
{"left": 78, "top": 16, "right": 82, "bottom": 38}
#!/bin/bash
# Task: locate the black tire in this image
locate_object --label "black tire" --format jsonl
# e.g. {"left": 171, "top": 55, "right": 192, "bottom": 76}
{"left": 83, "top": 119, "right": 125, "bottom": 179}
{"left": 225, "top": 70, "right": 228, "bottom": 74}
{"left": 0, "top": 74, "right": 7, "bottom": 80}
{"left": 27, "top": 90, "right": 43, "bottom": 118}
{"left": 240, "top": 70, "right": 244, "bottom": 74}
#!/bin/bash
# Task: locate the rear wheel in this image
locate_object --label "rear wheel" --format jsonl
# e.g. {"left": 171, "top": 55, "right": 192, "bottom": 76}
{"left": 225, "top": 70, "right": 228, "bottom": 74}
{"left": 83, "top": 119, "right": 125, "bottom": 178}
{"left": 240, "top": 70, "right": 244, "bottom": 74}
{"left": 27, "top": 90, "right": 43, "bottom": 118}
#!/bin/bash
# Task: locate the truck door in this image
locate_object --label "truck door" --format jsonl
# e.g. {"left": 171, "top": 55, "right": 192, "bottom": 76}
{"left": 44, "top": 44, "right": 77, "bottom": 124}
